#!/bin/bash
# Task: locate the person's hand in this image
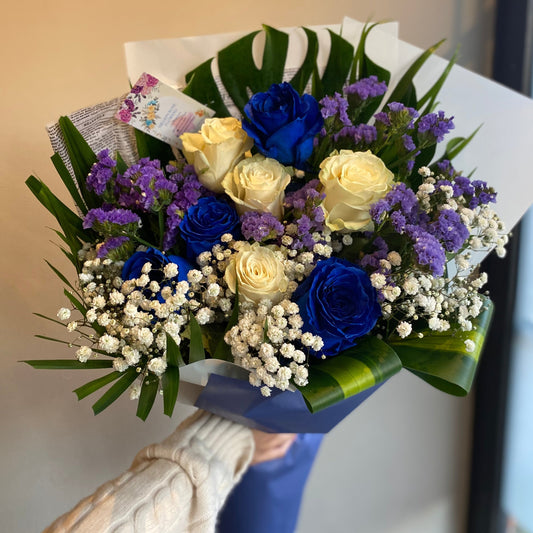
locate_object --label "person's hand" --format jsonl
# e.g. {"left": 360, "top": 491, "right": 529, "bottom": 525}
{"left": 250, "top": 430, "right": 297, "bottom": 465}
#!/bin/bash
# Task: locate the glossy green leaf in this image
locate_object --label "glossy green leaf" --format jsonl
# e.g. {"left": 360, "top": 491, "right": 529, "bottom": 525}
{"left": 298, "top": 336, "right": 402, "bottom": 413}
{"left": 24, "top": 359, "right": 114, "bottom": 369}
{"left": 133, "top": 128, "right": 174, "bottom": 164}
{"left": 217, "top": 26, "right": 289, "bottom": 113}
{"left": 188, "top": 314, "right": 206, "bottom": 363}
{"left": 289, "top": 28, "right": 319, "bottom": 94}
{"left": 136, "top": 374, "right": 159, "bottom": 421}
{"left": 162, "top": 366, "right": 180, "bottom": 417}
{"left": 92, "top": 368, "right": 138, "bottom": 415}
{"left": 183, "top": 58, "right": 230, "bottom": 117}
{"left": 73, "top": 371, "right": 122, "bottom": 400}
{"left": 387, "top": 300, "right": 494, "bottom": 395}
{"left": 316, "top": 30, "right": 354, "bottom": 99}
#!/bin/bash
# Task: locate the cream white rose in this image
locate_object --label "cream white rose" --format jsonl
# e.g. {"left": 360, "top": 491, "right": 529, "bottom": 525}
{"left": 221, "top": 154, "right": 291, "bottom": 219}
{"left": 225, "top": 243, "right": 288, "bottom": 304}
{"left": 180, "top": 117, "right": 253, "bottom": 193}
{"left": 319, "top": 150, "right": 394, "bottom": 231}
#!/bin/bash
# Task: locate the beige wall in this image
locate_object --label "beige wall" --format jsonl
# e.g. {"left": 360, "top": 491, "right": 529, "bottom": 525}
{"left": 1, "top": 1, "right": 495, "bottom": 531}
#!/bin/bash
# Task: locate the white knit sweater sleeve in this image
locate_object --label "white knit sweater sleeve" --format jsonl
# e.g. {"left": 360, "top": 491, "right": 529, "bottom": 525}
{"left": 43, "top": 410, "right": 254, "bottom": 533}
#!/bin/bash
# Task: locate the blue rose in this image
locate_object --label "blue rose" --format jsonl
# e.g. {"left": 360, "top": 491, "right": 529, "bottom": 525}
{"left": 122, "top": 248, "right": 193, "bottom": 301}
{"left": 179, "top": 196, "right": 240, "bottom": 260}
{"left": 242, "top": 82, "right": 323, "bottom": 168}
{"left": 292, "top": 257, "right": 381, "bottom": 357}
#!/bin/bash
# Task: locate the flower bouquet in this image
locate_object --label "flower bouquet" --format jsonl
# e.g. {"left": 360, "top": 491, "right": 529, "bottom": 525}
{"left": 25, "top": 21, "right": 509, "bottom": 432}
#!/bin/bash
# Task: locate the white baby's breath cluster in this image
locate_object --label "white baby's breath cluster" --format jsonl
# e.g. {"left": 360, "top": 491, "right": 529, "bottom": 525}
{"left": 57, "top": 234, "right": 335, "bottom": 398}
{"left": 58, "top": 245, "right": 194, "bottom": 396}
{"left": 224, "top": 298, "right": 319, "bottom": 396}
{"left": 366, "top": 167, "right": 506, "bottom": 348}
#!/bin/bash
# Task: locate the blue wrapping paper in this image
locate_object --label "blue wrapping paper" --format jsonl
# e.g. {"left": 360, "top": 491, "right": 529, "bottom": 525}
{"left": 217, "top": 432, "right": 324, "bottom": 533}
{"left": 195, "top": 373, "right": 386, "bottom": 433}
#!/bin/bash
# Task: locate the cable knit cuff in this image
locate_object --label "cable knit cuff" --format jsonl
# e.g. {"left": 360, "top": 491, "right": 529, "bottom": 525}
{"left": 133, "top": 410, "right": 254, "bottom": 492}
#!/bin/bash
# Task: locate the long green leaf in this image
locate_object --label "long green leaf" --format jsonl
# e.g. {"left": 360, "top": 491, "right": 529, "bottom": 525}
{"left": 213, "top": 283, "right": 239, "bottom": 361}
{"left": 387, "top": 300, "right": 494, "bottom": 395}
{"left": 57, "top": 116, "right": 99, "bottom": 209}
{"left": 92, "top": 368, "right": 138, "bottom": 415}
{"left": 26, "top": 176, "right": 88, "bottom": 239}
{"left": 73, "top": 371, "right": 122, "bottom": 400}
{"left": 384, "top": 39, "right": 445, "bottom": 107}
{"left": 45, "top": 260, "right": 78, "bottom": 293}
{"left": 51, "top": 152, "right": 88, "bottom": 214}
{"left": 162, "top": 366, "right": 180, "bottom": 417}
{"left": 188, "top": 314, "right": 206, "bottom": 363}
{"left": 136, "top": 374, "right": 159, "bottom": 421}
{"left": 64, "top": 289, "right": 87, "bottom": 317}
{"left": 350, "top": 22, "right": 381, "bottom": 83}
{"left": 33, "top": 312, "right": 66, "bottom": 328}
{"left": 24, "top": 359, "right": 113, "bottom": 369}
{"left": 166, "top": 333, "right": 185, "bottom": 367}
{"left": 298, "top": 336, "right": 402, "bottom": 413}
{"left": 418, "top": 46, "right": 458, "bottom": 115}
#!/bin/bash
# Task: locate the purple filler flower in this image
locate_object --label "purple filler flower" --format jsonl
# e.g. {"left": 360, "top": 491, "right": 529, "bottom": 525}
{"left": 87, "top": 150, "right": 117, "bottom": 195}
{"left": 319, "top": 92, "right": 351, "bottom": 125}
{"left": 241, "top": 211, "right": 284, "bottom": 242}
{"left": 97, "top": 236, "right": 130, "bottom": 258}
{"left": 344, "top": 76, "right": 387, "bottom": 101}
{"left": 417, "top": 111, "right": 454, "bottom": 143}
{"left": 83, "top": 207, "right": 140, "bottom": 230}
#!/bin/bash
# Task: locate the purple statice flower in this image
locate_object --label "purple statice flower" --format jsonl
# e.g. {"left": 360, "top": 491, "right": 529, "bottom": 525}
{"left": 96, "top": 236, "right": 130, "bottom": 258}
{"left": 374, "top": 103, "right": 418, "bottom": 130}
{"left": 384, "top": 183, "right": 420, "bottom": 222}
{"left": 285, "top": 180, "right": 324, "bottom": 209}
{"left": 417, "top": 111, "right": 454, "bottom": 143}
{"left": 390, "top": 210, "right": 407, "bottom": 233}
{"left": 374, "top": 111, "right": 391, "bottom": 126}
{"left": 431, "top": 209, "right": 469, "bottom": 253}
{"left": 162, "top": 164, "right": 211, "bottom": 251}
{"left": 87, "top": 150, "right": 117, "bottom": 195}
{"left": 116, "top": 158, "right": 177, "bottom": 211}
{"left": 437, "top": 159, "right": 455, "bottom": 178}
{"left": 453, "top": 175, "right": 475, "bottom": 197}
{"left": 285, "top": 179, "right": 326, "bottom": 249}
{"left": 344, "top": 76, "right": 387, "bottom": 101}
{"left": 333, "top": 124, "right": 377, "bottom": 145}
{"left": 319, "top": 92, "right": 351, "bottom": 126}
{"left": 83, "top": 207, "right": 140, "bottom": 230}
{"left": 402, "top": 134, "right": 416, "bottom": 152}
{"left": 241, "top": 211, "right": 284, "bottom": 242}
{"left": 405, "top": 225, "right": 446, "bottom": 276}
{"left": 360, "top": 236, "right": 389, "bottom": 270}
{"left": 370, "top": 198, "right": 390, "bottom": 223}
